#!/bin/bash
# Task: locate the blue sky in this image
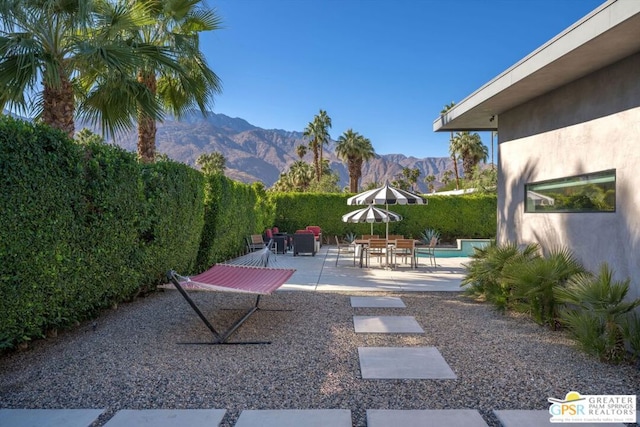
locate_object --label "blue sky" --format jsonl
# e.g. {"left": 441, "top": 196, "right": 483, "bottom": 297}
{"left": 201, "top": 0, "right": 604, "bottom": 158}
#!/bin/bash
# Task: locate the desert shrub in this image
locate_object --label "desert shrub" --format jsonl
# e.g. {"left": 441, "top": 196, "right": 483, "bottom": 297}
{"left": 504, "top": 247, "right": 586, "bottom": 329}
{"left": 556, "top": 263, "right": 640, "bottom": 363}
{"left": 462, "top": 241, "right": 540, "bottom": 311}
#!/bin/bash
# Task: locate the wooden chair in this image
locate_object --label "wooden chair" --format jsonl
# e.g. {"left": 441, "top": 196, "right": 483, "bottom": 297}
{"left": 391, "top": 238, "right": 416, "bottom": 268}
{"left": 361, "top": 234, "right": 379, "bottom": 240}
{"left": 335, "top": 235, "right": 356, "bottom": 266}
{"left": 387, "top": 234, "right": 404, "bottom": 243}
{"left": 247, "top": 234, "right": 266, "bottom": 252}
{"left": 365, "top": 238, "right": 388, "bottom": 267}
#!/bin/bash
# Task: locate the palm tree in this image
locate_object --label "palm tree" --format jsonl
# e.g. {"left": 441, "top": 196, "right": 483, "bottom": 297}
{"left": 442, "top": 170, "right": 453, "bottom": 186}
{"left": 130, "top": 0, "right": 222, "bottom": 163}
{"left": 425, "top": 174, "right": 436, "bottom": 193}
{"left": 303, "top": 109, "right": 331, "bottom": 182}
{"left": 335, "top": 129, "right": 376, "bottom": 193}
{"left": 0, "top": 0, "right": 171, "bottom": 138}
{"left": 451, "top": 131, "right": 489, "bottom": 178}
{"left": 441, "top": 102, "right": 459, "bottom": 189}
{"left": 295, "top": 144, "right": 307, "bottom": 160}
{"left": 196, "top": 151, "right": 226, "bottom": 175}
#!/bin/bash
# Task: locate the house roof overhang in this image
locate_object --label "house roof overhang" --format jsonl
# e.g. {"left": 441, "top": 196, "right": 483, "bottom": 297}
{"left": 433, "top": 0, "right": 640, "bottom": 132}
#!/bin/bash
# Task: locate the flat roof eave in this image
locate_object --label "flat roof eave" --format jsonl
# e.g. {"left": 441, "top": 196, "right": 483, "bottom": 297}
{"left": 433, "top": 0, "right": 640, "bottom": 133}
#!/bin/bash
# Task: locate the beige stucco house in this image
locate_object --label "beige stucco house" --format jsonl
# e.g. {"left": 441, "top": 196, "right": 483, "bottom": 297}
{"left": 434, "top": 0, "right": 640, "bottom": 300}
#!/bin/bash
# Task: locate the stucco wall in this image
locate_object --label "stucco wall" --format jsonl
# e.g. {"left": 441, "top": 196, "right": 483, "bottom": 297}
{"left": 497, "top": 52, "right": 640, "bottom": 300}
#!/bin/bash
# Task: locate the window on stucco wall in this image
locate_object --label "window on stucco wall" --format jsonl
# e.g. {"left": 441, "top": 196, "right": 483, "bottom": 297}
{"left": 525, "top": 169, "right": 616, "bottom": 213}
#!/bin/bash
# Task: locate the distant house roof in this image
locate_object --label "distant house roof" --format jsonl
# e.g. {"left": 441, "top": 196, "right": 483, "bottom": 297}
{"left": 433, "top": 0, "right": 640, "bottom": 133}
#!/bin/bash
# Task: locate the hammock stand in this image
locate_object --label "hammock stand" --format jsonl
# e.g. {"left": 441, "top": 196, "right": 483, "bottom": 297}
{"left": 167, "top": 252, "right": 295, "bottom": 345}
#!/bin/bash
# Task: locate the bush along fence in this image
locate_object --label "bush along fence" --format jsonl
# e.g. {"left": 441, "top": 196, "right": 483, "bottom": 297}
{"left": 0, "top": 117, "right": 271, "bottom": 350}
{"left": 462, "top": 241, "right": 640, "bottom": 364}
{"left": 270, "top": 192, "right": 497, "bottom": 243}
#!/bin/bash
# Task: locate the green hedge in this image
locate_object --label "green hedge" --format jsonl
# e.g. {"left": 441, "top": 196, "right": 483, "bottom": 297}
{"left": 0, "top": 117, "right": 86, "bottom": 345}
{"left": 195, "top": 175, "right": 275, "bottom": 270}
{"left": 139, "top": 159, "right": 205, "bottom": 286}
{"left": 0, "top": 118, "right": 210, "bottom": 348}
{"left": 271, "top": 192, "right": 496, "bottom": 242}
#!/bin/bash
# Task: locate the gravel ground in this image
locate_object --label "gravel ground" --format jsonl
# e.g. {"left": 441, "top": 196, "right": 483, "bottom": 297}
{"left": 0, "top": 289, "right": 638, "bottom": 426}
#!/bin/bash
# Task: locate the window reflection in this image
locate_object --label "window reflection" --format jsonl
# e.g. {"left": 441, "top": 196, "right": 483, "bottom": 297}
{"left": 525, "top": 170, "right": 615, "bottom": 213}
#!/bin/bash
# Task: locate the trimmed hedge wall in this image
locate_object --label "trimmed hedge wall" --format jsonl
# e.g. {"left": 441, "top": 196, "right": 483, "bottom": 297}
{"left": 195, "top": 175, "right": 275, "bottom": 271}
{"left": 1, "top": 118, "right": 86, "bottom": 345}
{"left": 138, "top": 160, "right": 205, "bottom": 286}
{"left": 0, "top": 117, "right": 266, "bottom": 349}
{"left": 271, "top": 192, "right": 496, "bottom": 242}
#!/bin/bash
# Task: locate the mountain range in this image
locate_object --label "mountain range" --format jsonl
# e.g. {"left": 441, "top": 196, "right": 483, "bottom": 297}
{"left": 105, "top": 111, "right": 458, "bottom": 193}
{"left": 5, "top": 109, "right": 455, "bottom": 192}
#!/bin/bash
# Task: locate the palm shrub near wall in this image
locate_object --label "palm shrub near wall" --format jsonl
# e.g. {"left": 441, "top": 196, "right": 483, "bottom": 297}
{"left": 462, "top": 240, "right": 640, "bottom": 364}
{"left": 139, "top": 159, "right": 205, "bottom": 286}
{"left": 503, "top": 247, "right": 587, "bottom": 330}
{"left": 0, "top": 117, "right": 85, "bottom": 347}
{"left": 555, "top": 264, "right": 640, "bottom": 364}
{"left": 461, "top": 241, "right": 541, "bottom": 311}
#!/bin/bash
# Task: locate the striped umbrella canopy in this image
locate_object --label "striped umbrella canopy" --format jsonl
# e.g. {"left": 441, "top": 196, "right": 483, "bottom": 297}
{"left": 341, "top": 205, "right": 402, "bottom": 235}
{"left": 347, "top": 183, "right": 426, "bottom": 206}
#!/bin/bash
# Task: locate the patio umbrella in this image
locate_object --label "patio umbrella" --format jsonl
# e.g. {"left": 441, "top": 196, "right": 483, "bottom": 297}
{"left": 347, "top": 183, "right": 425, "bottom": 239}
{"left": 341, "top": 205, "right": 403, "bottom": 236}
{"left": 347, "top": 183, "right": 427, "bottom": 207}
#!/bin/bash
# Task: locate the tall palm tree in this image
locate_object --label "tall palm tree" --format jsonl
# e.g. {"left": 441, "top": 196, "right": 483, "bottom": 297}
{"left": 335, "top": 129, "right": 376, "bottom": 193}
{"left": 130, "top": 0, "right": 222, "bottom": 163}
{"left": 0, "top": 0, "right": 170, "bottom": 138}
{"left": 451, "top": 131, "right": 489, "bottom": 177}
{"left": 441, "top": 102, "right": 459, "bottom": 189}
{"left": 303, "top": 109, "right": 331, "bottom": 182}
{"left": 316, "top": 109, "right": 331, "bottom": 176}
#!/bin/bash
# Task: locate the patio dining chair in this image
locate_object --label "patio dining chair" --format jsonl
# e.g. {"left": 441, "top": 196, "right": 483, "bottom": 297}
{"left": 391, "top": 238, "right": 416, "bottom": 268}
{"left": 416, "top": 236, "right": 437, "bottom": 267}
{"left": 361, "top": 234, "right": 379, "bottom": 240}
{"left": 365, "top": 238, "right": 389, "bottom": 267}
{"left": 335, "top": 235, "right": 356, "bottom": 266}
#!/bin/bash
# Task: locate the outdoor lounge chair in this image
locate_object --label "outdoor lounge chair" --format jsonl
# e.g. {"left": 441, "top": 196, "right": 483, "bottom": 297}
{"left": 305, "top": 225, "right": 322, "bottom": 248}
{"left": 293, "top": 230, "right": 316, "bottom": 256}
{"left": 166, "top": 247, "right": 295, "bottom": 344}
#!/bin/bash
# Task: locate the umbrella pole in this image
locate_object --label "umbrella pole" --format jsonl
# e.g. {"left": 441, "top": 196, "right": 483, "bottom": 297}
{"left": 386, "top": 203, "right": 390, "bottom": 240}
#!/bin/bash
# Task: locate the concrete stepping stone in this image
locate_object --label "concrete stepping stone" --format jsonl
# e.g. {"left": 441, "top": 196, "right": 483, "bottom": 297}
{"left": 103, "top": 409, "right": 226, "bottom": 427}
{"left": 358, "top": 347, "right": 456, "bottom": 379}
{"left": 0, "top": 408, "right": 104, "bottom": 427}
{"left": 494, "top": 410, "right": 630, "bottom": 427}
{"left": 350, "top": 296, "right": 406, "bottom": 308}
{"left": 353, "top": 316, "right": 424, "bottom": 333}
{"left": 234, "top": 409, "right": 352, "bottom": 427}
{"left": 367, "top": 409, "right": 488, "bottom": 426}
